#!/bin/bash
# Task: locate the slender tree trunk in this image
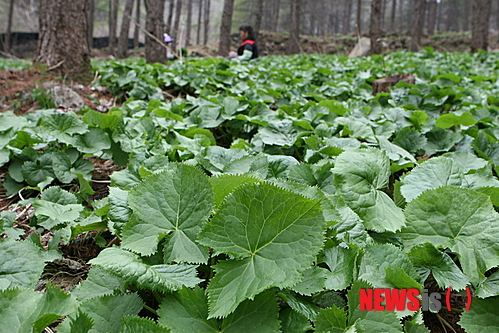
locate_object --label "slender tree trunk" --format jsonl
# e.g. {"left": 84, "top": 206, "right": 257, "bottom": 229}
{"left": 197, "top": 0, "right": 203, "bottom": 45}
{"left": 370, "top": 0, "right": 382, "bottom": 54}
{"left": 356, "top": 0, "right": 362, "bottom": 34}
{"left": 186, "top": 0, "right": 193, "bottom": 46}
{"left": 167, "top": 0, "right": 174, "bottom": 30}
{"left": 109, "top": 0, "right": 119, "bottom": 56}
{"left": 173, "top": 0, "right": 183, "bottom": 41}
{"left": 381, "top": 0, "right": 387, "bottom": 30}
{"left": 446, "top": 0, "right": 459, "bottom": 31}
{"left": 5, "top": 0, "right": 15, "bottom": 52}
{"left": 134, "top": 0, "right": 141, "bottom": 48}
{"left": 463, "top": 0, "right": 471, "bottom": 31}
{"left": 117, "top": 0, "right": 135, "bottom": 59}
{"left": 204, "top": 0, "right": 211, "bottom": 44}
{"left": 343, "top": 0, "right": 352, "bottom": 34}
{"left": 218, "top": 0, "right": 234, "bottom": 55}
{"left": 410, "top": 0, "right": 425, "bottom": 51}
{"left": 271, "top": 0, "right": 281, "bottom": 32}
{"left": 288, "top": 0, "right": 301, "bottom": 54}
{"left": 88, "top": 0, "right": 94, "bottom": 49}
{"left": 389, "top": 0, "right": 397, "bottom": 32}
{"left": 471, "top": 0, "right": 492, "bottom": 52}
{"left": 398, "top": 0, "right": 405, "bottom": 31}
{"left": 145, "top": 0, "right": 167, "bottom": 63}
{"left": 254, "top": 0, "right": 264, "bottom": 36}
{"left": 427, "top": 0, "right": 437, "bottom": 35}
{"left": 35, "top": 0, "right": 92, "bottom": 82}
{"left": 436, "top": 0, "right": 442, "bottom": 31}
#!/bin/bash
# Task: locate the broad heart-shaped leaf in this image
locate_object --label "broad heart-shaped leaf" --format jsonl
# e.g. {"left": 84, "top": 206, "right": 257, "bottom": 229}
{"left": 332, "top": 148, "right": 405, "bottom": 232}
{"left": 210, "top": 174, "right": 261, "bottom": 209}
{"left": 119, "top": 316, "right": 170, "bottom": 333}
{"left": 21, "top": 154, "right": 55, "bottom": 187}
{"left": 158, "top": 287, "right": 280, "bottom": 333}
{"left": 400, "top": 186, "right": 499, "bottom": 286}
{"left": 0, "top": 238, "right": 53, "bottom": 289}
{"left": 408, "top": 243, "right": 469, "bottom": 291}
{"left": 38, "top": 112, "right": 88, "bottom": 141}
{"left": 0, "top": 286, "right": 76, "bottom": 333}
{"left": 89, "top": 247, "right": 202, "bottom": 292}
{"left": 291, "top": 266, "right": 328, "bottom": 296}
{"left": 314, "top": 306, "right": 347, "bottom": 333}
{"left": 121, "top": 164, "right": 213, "bottom": 263}
{"left": 198, "top": 182, "right": 325, "bottom": 318}
{"left": 57, "top": 294, "right": 143, "bottom": 333}
{"left": 68, "top": 127, "right": 112, "bottom": 155}
{"left": 475, "top": 270, "right": 499, "bottom": 298}
{"left": 400, "top": 156, "right": 464, "bottom": 202}
{"left": 323, "top": 244, "right": 360, "bottom": 291}
{"left": 71, "top": 266, "right": 126, "bottom": 302}
{"left": 279, "top": 308, "right": 312, "bottom": 333}
{"left": 458, "top": 296, "right": 499, "bottom": 333}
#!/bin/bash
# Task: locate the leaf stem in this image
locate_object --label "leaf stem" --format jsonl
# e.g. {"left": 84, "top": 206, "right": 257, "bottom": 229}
{"left": 143, "top": 304, "right": 158, "bottom": 316}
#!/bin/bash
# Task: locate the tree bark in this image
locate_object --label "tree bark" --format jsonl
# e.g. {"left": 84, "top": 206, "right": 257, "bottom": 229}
{"left": 35, "top": 0, "right": 92, "bottom": 82}
{"left": 197, "top": 0, "right": 203, "bottom": 45}
{"left": 410, "top": 0, "right": 425, "bottom": 51}
{"left": 463, "top": 0, "right": 471, "bottom": 31}
{"left": 173, "top": 0, "right": 183, "bottom": 42}
{"left": 167, "top": 0, "right": 174, "bottom": 31}
{"left": 117, "top": 0, "right": 135, "bottom": 59}
{"left": 186, "top": 0, "right": 193, "bottom": 46}
{"left": 343, "top": 0, "right": 352, "bottom": 34}
{"left": 218, "top": 0, "right": 234, "bottom": 55}
{"left": 389, "top": 0, "right": 397, "bottom": 32}
{"left": 88, "top": 0, "right": 94, "bottom": 49}
{"left": 5, "top": 0, "right": 15, "bottom": 52}
{"left": 254, "top": 0, "right": 264, "bottom": 36}
{"left": 204, "top": 0, "right": 211, "bottom": 45}
{"left": 271, "top": 0, "right": 281, "bottom": 32}
{"left": 356, "top": 0, "right": 362, "bottom": 34}
{"left": 145, "top": 0, "right": 167, "bottom": 63}
{"left": 370, "top": 0, "right": 382, "bottom": 54}
{"left": 427, "top": 0, "right": 437, "bottom": 35}
{"left": 134, "top": 0, "right": 141, "bottom": 48}
{"left": 446, "top": 0, "right": 459, "bottom": 31}
{"left": 471, "top": 0, "right": 492, "bottom": 52}
{"left": 287, "top": 0, "right": 301, "bottom": 54}
{"left": 109, "top": 0, "right": 119, "bottom": 56}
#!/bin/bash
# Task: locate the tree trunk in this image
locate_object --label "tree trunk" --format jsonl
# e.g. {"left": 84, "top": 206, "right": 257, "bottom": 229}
{"left": 145, "top": 0, "right": 167, "bottom": 63}
{"left": 254, "top": 0, "right": 264, "bottom": 36}
{"left": 167, "top": 0, "right": 174, "bottom": 31}
{"left": 204, "top": 0, "right": 211, "bottom": 45}
{"left": 370, "top": 0, "right": 382, "bottom": 54}
{"left": 288, "top": 0, "right": 301, "bottom": 54}
{"left": 398, "top": 0, "right": 405, "bottom": 31}
{"left": 197, "top": 0, "right": 203, "bottom": 45}
{"left": 5, "top": 0, "right": 15, "bottom": 52}
{"left": 343, "top": 0, "right": 352, "bottom": 34}
{"left": 117, "top": 0, "right": 135, "bottom": 59}
{"left": 35, "top": 0, "right": 92, "bottom": 82}
{"left": 427, "top": 0, "right": 437, "bottom": 35}
{"left": 410, "top": 0, "right": 425, "bottom": 51}
{"left": 271, "top": 0, "right": 281, "bottom": 32}
{"left": 88, "top": 0, "right": 94, "bottom": 49}
{"left": 173, "top": 0, "right": 183, "bottom": 42}
{"left": 109, "top": 0, "right": 119, "bottom": 56}
{"left": 218, "top": 0, "right": 234, "bottom": 56}
{"left": 471, "top": 0, "right": 492, "bottom": 52}
{"left": 134, "top": 0, "right": 141, "bottom": 48}
{"left": 463, "top": 0, "right": 471, "bottom": 31}
{"left": 186, "top": 0, "right": 193, "bottom": 46}
{"left": 446, "top": 0, "right": 459, "bottom": 31}
{"left": 356, "top": 0, "right": 362, "bottom": 34}
{"left": 389, "top": 0, "right": 397, "bottom": 32}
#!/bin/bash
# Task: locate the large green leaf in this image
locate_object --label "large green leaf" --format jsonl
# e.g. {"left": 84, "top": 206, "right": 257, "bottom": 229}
{"left": 158, "top": 287, "right": 280, "bottom": 333}
{"left": 38, "top": 112, "right": 88, "bottom": 142}
{"left": 89, "top": 247, "right": 202, "bottom": 292}
{"left": 323, "top": 245, "right": 359, "bottom": 291}
{"left": 68, "top": 127, "right": 112, "bottom": 155}
{"left": 458, "top": 296, "right": 499, "bottom": 333}
{"left": 121, "top": 164, "right": 213, "bottom": 263}
{"left": 71, "top": 266, "right": 126, "bottom": 302}
{"left": 314, "top": 306, "right": 347, "bottom": 333}
{"left": 400, "top": 186, "right": 499, "bottom": 285}
{"left": 198, "top": 182, "right": 325, "bottom": 318}
{"left": 119, "top": 316, "right": 170, "bottom": 333}
{"left": 332, "top": 148, "right": 405, "bottom": 232}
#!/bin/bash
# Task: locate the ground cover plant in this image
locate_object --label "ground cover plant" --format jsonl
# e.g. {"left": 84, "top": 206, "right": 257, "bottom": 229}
{"left": 1, "top": 49, "right": 499, "bottom": 332}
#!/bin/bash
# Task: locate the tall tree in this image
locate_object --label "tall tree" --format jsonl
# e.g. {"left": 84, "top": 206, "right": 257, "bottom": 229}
{"left": 218, "top": 0, "right": 235, "bottom": 55}
{"left": 389, "top": 0, "right": 397, "bottom": 32}
{"left": 343, "top": 0, "right": 353, "bottom": 34}
{"left": 173, "top": 0, "right": 183, "bottom": 42}
{"left": 145, "top": 0, "right": 167, "bottom": 63}
{"left": 271, "top": 0, "right": 281, "bottom": 32}
{"left": 197, "top": 0, "right": 204, "bottom": 45}
{"left": 370, "top": 0, "right": 382, "bottom": 54}
{"left": 254, "top": 0, "right": 264, "bottom": 36}
{"left": 109, "top": 0, "right": 119, "bottom": 56}
{"left": 427, "top": 0, "right": 437, "bottom": 35}
{"left": 35, "top": 0, "right": 92, "bottom": 82}
{"left": 204, "top": 0, "right": 211, "bottom": 44}
{"left": 88, "top": 0, "right": 95, "bottom": 49}
{"left": 463, "top": 0, "right": 471, "bottom": 31}
{"left": 410, "top": 0, "right": 425, "bottom": 51}
{"left": 356, "top": 0, "right": 362, "bottom": 34}
{"left": 288, "top": 0, "right": 301, "bottom": 54}
{"left": 471, "top": 0, "right": 492, "bottom": 52}
{"left": 5, "top": 0, "right": 15, "bottom": 53}
{"left": 186, "top": 0, "right": 193, "bottom": 46}
{"left": 445, "top": 0, "right": 459, "bottom": 31}
{"left": 117, "top": 0, "right": 135, "bottom": 59}
{"left": 167, "top": 0, "right": 174, "bottom": 31}
{"left": 133, "top": 0, "right": 141, "bottom": 48}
